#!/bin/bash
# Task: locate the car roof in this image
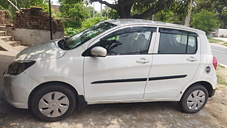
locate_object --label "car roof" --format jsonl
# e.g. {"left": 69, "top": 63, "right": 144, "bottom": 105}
{"left": 106, "top": 19, "right": 205, "bottom": 34}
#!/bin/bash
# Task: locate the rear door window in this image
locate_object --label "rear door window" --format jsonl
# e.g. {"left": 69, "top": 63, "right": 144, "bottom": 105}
{"left": 158, "top": 28, "right": 197, "bottom": 54}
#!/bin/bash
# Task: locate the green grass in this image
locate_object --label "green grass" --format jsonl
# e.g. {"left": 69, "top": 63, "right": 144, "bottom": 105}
{"left": 217, "top": 74, "right": 227, "bottom": 86}
{"left": 219, "top": 64, "right": 226, "bottom": 68}
{"left": 208, "top": 38, "right": 224, "bottom": 43}
{"left": 223, "top": 42, "right": 227, "bottom": 47}
{"left": 217, "top": 65, "right": 227, "bottom": 87}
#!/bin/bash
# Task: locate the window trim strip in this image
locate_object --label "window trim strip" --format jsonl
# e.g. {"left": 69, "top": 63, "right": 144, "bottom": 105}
{"left": 159, "top": 28, "right": 198, "bottom": 37}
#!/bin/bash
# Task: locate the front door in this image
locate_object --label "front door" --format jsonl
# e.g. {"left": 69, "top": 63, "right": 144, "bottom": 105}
{"left": 83, "top": 27, "right": 156, "bottom": 102}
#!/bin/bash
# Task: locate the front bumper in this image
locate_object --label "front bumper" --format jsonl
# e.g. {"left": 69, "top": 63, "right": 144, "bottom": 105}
{"left": 3, "top": 72, "right": 40, "bottom": 109}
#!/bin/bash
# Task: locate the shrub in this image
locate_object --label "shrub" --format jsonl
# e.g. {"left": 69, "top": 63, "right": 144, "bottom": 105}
{"left": 191, "top": 9, "right": 220, "bottom": 34}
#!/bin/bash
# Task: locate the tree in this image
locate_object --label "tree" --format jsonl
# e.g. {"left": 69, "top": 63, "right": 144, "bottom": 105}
{"left": 191, "top": 9, "right": 220, "bottom": 34}
{"left": 90, "top": 0, "right": 174, "bottom": 19}
{"left": 193, "top": 0, "right": 227, "bottom": 28}
{"left": 0, "top": 0, "right": 45, "bottom": 12}
{"left": 59, "top": 3, "right": 90, "bottom": 28}
{"left": 101, "top": 6, "right": 118, "bottom": 19}
{"left": 154, "top": 9, "right": 177, "bottom": 23}
{"left": 86, "top": 6, "right": 98, "bottom": 18}
{"left": 184, "top": 0, "right": 192, "bottom": 26}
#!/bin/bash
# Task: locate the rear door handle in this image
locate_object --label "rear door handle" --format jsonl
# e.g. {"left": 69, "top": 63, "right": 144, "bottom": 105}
{"left": 187, "top": 56, "right": 197, "bottom": 62}
{"left": 136, "top": 58, "right": 150, "bottom": 64}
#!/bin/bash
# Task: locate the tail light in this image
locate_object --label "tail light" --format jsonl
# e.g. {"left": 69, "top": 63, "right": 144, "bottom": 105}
{"left": 213, "top": 56, "right": 217, "bottom": 70}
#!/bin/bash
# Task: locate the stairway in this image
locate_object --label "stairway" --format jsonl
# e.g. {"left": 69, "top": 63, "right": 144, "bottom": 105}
{"left": 0, "top": 25, "right": 27, "bottom": 55}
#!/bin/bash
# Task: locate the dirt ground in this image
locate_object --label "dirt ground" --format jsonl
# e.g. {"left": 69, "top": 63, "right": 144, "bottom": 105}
{"left": 0, "top": 51, "right": 227, "bottom": 128}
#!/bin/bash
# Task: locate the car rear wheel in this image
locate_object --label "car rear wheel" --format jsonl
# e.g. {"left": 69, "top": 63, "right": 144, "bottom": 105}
{"left": 31, "top": 83, "right": 76, "bottom": 122}
{"left": 178, "top": 84, "right": 208, "bottom": 113}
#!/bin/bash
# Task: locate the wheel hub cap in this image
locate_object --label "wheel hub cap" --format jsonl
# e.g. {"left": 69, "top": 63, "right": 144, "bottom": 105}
{"left": 186, "top": 90, "right": 205, "bottom": 110}
{"left": 38, "top": 92, "right": 70, "bottom": 117}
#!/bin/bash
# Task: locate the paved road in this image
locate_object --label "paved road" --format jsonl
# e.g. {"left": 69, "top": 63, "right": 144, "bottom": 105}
{"left": 211, "top": 44, "right": 227, "bottom": 67}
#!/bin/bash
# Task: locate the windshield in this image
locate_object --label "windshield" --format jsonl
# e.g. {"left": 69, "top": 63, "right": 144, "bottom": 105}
{"left": 58, "top": 22, "right": 116, "bottom": 50}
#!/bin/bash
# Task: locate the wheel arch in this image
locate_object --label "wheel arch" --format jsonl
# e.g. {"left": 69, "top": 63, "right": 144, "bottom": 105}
{"left": 183, "top": 81, "right": 214, "bottom": 98}
{"left": 28, "top": 81, "right": 87, "bottom": 110}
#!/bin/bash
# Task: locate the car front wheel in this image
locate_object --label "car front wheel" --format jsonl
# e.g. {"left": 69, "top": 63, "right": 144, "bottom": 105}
{"left": 31, "top": 83, "right": 76, "bottom": 122}
{"left": 178, "top": 84, "right": 208, "bottom": 113}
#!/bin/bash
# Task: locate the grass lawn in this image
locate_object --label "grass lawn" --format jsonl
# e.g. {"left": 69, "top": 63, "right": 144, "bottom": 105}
{"left": 216, "top": 64, "right": 227, "bottom": 90}
{"left": 208, "top": 38, "right": 224, "bottom": 43}
{"left": 224, "top": 42, "right": 227, "bottom": 47}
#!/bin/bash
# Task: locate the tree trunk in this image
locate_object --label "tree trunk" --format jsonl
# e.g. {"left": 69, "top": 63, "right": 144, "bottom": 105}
{"left": 184, "top": 0, "right": 192, "bottom": 27}
{"left": 117, "top": 1, "right": 132, "bottom": 18}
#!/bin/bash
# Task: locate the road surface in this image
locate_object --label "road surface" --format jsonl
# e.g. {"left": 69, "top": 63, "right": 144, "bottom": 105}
{"left": 211, "top": 44, "right": 227, "bottom": 67}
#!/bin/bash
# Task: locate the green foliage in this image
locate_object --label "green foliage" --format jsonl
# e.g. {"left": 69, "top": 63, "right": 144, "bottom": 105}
{"left": 86, "top": 6, "right": 98, "bottom": 18}
{"left": 59, "top": 3, "right": 90, "bottom": 28}
{"left": 64, "top": 27, "right": 83, "bottom": 37}
{"left": 64, "top": 16, "right": 108, "bottom": 37}
{"left": 154, "top": 9, "right": 181, "bottom": 24}
{"left": 224, "top": 42, "right": 227, "bottom": 47}
{"left": 191, "top": 9, "right": 220, "bottom": 34}
{"left": 102, "top": 7, "right": 119, "bottom": 19}
{"left": 0, "top": 0, "right": 45, "bottom": 11}
{"left": 131, "top": 0, "right": 187, "bottom": 23}
{"left": 217, "top": 74, "right": 227, "bottom": 86}
{"left": 219, "top": 9, "right": 227, "bottom": 28}
{"left": 0, "top": 0, "right": 48, "bottom": 18}
{"left": 58, "top": 0, "right": 82, "bottom": 4}
{"left": 193, "top": 0, "right": 227, "bottom": 28}
{"left": 82, "top": 17, "right": 107, "bottom": 28}
{"left": 30, "top": 2, "right": 49, "bottom": 13}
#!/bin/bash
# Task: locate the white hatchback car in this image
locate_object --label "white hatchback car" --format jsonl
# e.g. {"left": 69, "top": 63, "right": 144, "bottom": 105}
{"left": 4, "top": 19, "right": 217, "bottom": 121}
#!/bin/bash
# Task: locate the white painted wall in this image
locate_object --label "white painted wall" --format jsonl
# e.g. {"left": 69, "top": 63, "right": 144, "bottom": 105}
{"left": 214, "top": 29, "right": 227, "bottom": 37}
{"left": 11, "top": 28, "right": 64, "bottom": 45}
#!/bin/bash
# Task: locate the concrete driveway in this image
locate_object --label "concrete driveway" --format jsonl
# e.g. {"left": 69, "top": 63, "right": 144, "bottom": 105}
{"left": 0, "top": 48, "right": 226, "bottom": 128}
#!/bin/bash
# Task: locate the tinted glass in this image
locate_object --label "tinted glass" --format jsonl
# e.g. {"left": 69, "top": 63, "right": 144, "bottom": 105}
{"left": 100, "top": 31, "right": 152, "bottom": 55}
{"left": 62, "top": 22, "right": 116, "bottom": 50}
{"left": 158, "top": 31, "right": 197, "bottom": 54}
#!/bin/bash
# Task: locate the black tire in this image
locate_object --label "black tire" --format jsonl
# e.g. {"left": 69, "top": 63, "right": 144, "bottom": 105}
{"left": 178, "top": 84, "right": 208, "bottom": 113}
{"left": 31, "top": 83, "right": 76, "bottom": 122}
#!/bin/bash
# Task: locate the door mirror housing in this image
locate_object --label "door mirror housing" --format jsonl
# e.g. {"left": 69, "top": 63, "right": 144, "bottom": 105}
{"left": 91, "top": 46, "right": 107, "bottom": 57}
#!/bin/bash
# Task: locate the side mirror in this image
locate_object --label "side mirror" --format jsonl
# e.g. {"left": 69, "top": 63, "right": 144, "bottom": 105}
{"left": 91, "top": 46, "right": 107, "bottom": 57}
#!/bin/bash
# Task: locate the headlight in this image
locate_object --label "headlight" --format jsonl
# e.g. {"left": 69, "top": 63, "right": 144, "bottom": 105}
{"left": 7, "top": 60, "right": 36, "bottom": 75}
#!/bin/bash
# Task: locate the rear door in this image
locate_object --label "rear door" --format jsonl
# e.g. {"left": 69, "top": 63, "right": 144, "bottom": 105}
{"left": 144, "top": 28, "right": 201, "bottom": 100}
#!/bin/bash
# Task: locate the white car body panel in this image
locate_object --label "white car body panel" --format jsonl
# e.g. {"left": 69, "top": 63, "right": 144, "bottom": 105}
{"left": 144, "top": 33, "right": 201, "bottom": 100}
{"left": 15, "top": 40, "right": 66, "bottom": 61}
{"left": 84, "top": 55, "right": 152, "bottom": 101}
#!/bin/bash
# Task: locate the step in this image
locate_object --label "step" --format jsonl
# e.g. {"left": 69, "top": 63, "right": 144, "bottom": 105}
{"left": 5, "top": 41, "right": 21, "bottom": 46}
{"left": 0, "top": 39, "right": 19, "bottom": 55}
{"left": 14, "top": 45, "right": 27, "bottom": 51}
{"left": 0, "top": 31, "right": 6, "bottom": 36}
{"left": 0, "top": 36, "right": 14, "bottom": 41}
{"left": 0, "top": 26, "right": 7, "bottom": 31}
{"left": 0, "top": 46, "right": 7, "bottom": 51}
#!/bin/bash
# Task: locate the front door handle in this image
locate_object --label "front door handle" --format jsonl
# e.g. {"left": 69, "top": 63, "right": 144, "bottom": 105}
{"left": 136, "top": 58, "right": 150, "bottom": 64}
{"left": 187, "top": 56, "right": 197, "bottom": 62}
